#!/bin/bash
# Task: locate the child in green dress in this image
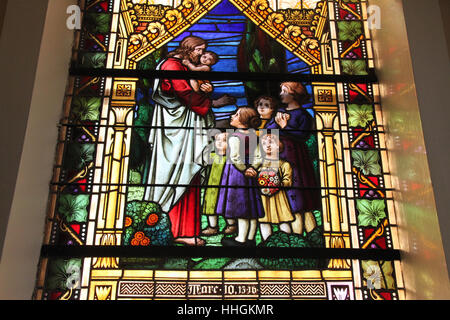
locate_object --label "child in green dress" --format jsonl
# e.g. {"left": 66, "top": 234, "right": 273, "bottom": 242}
{"left": 201, "top": 132, "right": 236, "bottom": 235}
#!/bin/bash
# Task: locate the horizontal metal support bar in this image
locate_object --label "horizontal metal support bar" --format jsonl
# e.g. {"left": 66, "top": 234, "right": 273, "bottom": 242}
{"left": 59, "top": 123, "right": 387, "bottom": 134}
{"left": 69, "top": 66, "right": 378, "bottom": 83}
{"left": 40, "top": 245, "right": 401, "bottom": 260}
{"left": 49, "top": 181, "right": 393, "bottom": 191}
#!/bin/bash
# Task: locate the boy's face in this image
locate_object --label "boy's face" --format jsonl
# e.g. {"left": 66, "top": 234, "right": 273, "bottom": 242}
{"left": 200, "top": 53, "right": 214, "bottom": 66}
{"left": 256, "top": 98, "right": 274, "bottom": 119}
{"left": 215, "top": 133, "right": 228, "bottom": 154}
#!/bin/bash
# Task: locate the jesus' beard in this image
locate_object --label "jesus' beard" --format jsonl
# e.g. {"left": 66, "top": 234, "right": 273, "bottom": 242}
{"left": 188, "top": 50, "right": 201, "bottom": 65}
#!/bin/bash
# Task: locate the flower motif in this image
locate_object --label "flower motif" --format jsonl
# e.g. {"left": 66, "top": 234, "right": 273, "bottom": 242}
{"left": 352, "top": 150, "right": 381, "bottom": 176}
{"left": 337, "top": 21, "right": 363, "bottom": 41}
{"left": 58, "top": 194, "right": 89, "bottom": 223}
{"left": 146, "top": 213, "right": 159, "bottom": 226}
{"left": 341, "top": 60, "right": 368, "bottom": 75}
{"left": 71, "top": 97, "right": 101, "bottom": 121}
{"left": 140, "top": 237, "right": 151, "bottom": 246}
{"left": 134, "top": 231, "right": 145, "bottom": 240}
{"left": 46, "top": 259, "right": 82, "bottom": 291}
{"left": 356, "top": 199, "right": 386, "bottom": 227}
{"left": 124, "top": 216, "right": 133, "bottom": 227}
{"left": 131, "top": 231, "right": 151, "bottom": 246}
{"left": 362, "top": 260, "right": 396, "bottom": 290}
{"left": 347, "top": 104, "right": 374, "bottom": 128}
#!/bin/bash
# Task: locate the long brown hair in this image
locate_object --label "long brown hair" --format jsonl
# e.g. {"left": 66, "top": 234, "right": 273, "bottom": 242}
{"left": 167, "top": 36, "right": 207, "bottom": 60}
{"left": 237, "top": 107, "right": 262, "bottom": 129}
{"left": 280, "top": 82, "right": 310, "bottom": 105}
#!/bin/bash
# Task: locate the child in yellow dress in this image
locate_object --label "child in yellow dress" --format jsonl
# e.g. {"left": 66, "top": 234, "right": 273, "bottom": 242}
{"left": 257, "top": 133, "right": 295, "bottom": 241}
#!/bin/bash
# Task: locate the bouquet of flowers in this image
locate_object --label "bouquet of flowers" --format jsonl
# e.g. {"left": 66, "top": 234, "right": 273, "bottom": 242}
{"left": 257, "top": 168, "right": 281, "bottom": 196}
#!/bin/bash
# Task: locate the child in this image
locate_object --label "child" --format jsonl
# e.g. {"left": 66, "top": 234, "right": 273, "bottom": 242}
{"left": 266, "top": 82, "right": 321, "bottom": 235}
{"left": 182, "top": 51, "right": 219, "bottom": 92}
{"left": 257, "top": 133, "right": 294, "bottom": 241}
{"left": 216, "top": 107, "right": 264, "bottom": 246}
{"left": 254, "top": 95, "right": 278, "bottom": 133}
{"left": 201, "top": 132, "right": 236, "bottom": 236}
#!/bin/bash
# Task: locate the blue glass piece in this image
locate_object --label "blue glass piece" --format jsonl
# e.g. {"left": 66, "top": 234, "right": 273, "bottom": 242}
{"left": 136, "top": 88, "right": 144, "bottom": 102}
{"left": 216, "top": 23, "right": 246, "bottom": 32}
{"left": 172, "top": 31, "right": 191, "bottom": 42}
{"left": 207, "top": 45, "right": 238, "bottom": 55}
{"left": 212, "top": 105, "right": 238, "bottom": 113}
{"left": 209, "top": 0, "right": 242, "bottom": 15}
{"left": 188, "top": 24, "right": 218, "bottom": 32}
{"left": 191, "top": 32, "right": 242, "bottom": 40}
{"left": 211, "top": 59, "right": 238, "bottom": 72}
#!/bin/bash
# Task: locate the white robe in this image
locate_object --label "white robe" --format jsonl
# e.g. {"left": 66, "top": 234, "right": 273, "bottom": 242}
{"left": 144, "top": 60, "right": 214, "bottom": 213}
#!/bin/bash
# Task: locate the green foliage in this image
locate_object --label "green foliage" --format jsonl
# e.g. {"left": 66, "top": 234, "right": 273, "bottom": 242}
{"left": 224, "top": 258, "right": 264, "bottom": 270}
{"left": 352, "top": 150, "right": 381, "bottom": 176}
{"left": 337, "top": 21, "right": 363, "bottom": 41}
{"left": 129, "top": 170, "right": 142, "bottom": 184}
{"left": 258, "top": 231, "right": 323, "bottom": 269}
{"left": 127, "top": 171, "right": 145, "bottom": 202}
{"left": 129, "top": 130, "right": 148, "bottom": 171}
{"left": 46, "top": 259, "right": 81, "bottom": 291}
{"left": 84, "top": 13, "right": 111, "bottom": 34}
{"left": 58, "top": 194, "right": 89, "bottom": 223}
{"left": 119, "top": 257, "right": 163, "bottom": 269}
{"left": 238, "top": 21, "right": 287, "bottom": 102}
{"left": 305, "top": 134, "right": 320, "bottom": 180}
{"left": 192, "top": 258, "right": 231, "bottom": 270}
{"left": 163, "top": 258, "right": 190, "bottom": 270}
{"left": 362, "top": 260, "right": 396, "bottom": 290}
{"left": 347, "top": 104, "right": 374, "bottom": 127}
{"left": 341, "top": 60, "right": 368, "bottom": 75}
{"left": 71, "top": 97, "right": 101, "bottom": 121}
{"left": 123, "top": 201, "right": 173, "bottom": 246}
{"left": 137, "top": 49, "right": 165, "bottom": 70}
{"left": 127, "top": 187, "right": 145, "bottom": 202}
{"left": 313, "top": 210, "right": 323, "bottom": 227}
{"left": 81, "top": 53, "right": 106, "bottom": 68}
{"left": 356, "top": 199, "right": 386, "bottom": 227}
{"left": 306, "top": 226, "right": 325, "bottom": 247}
{"left": 64, "top": 143, "right": 95, "bottom": 170}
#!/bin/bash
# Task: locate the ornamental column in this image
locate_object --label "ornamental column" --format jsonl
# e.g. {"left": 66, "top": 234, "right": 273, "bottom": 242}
{"left": 313, "top": 83, "right": 350, "bottom": 269}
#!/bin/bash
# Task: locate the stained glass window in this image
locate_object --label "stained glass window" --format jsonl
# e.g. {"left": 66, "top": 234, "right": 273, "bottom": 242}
{"left": 34, "top": 0, "right": 404, "bottom": 300}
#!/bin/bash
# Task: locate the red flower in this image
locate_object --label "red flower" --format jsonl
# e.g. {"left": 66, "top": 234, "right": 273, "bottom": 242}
{"left": 140, "top": 237, "right": 151, "bottom": 246}
{"left": 146, "top": 213, "right": 159, "bottom": 226}
{"left": 134, "top": 231, "right": 145, "bottom": 240}
{"left": 124, "top": 216, "right": 132, "bottom": 227}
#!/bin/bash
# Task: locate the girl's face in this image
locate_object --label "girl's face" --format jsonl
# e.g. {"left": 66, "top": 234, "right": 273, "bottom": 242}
{"left": 256, "top": 98, "right": 274, "bottom": 119}
{"left": 280, "top": 85, "right": 294, "bottom": 104}
{"left": 230, "top": 109, "right": 243, "bottom": 128}
{"left": 261, "top": 135, "right": 280, "bottom": 156}
{"left": 215, "top": 133, "right": 228, "bottom": 154}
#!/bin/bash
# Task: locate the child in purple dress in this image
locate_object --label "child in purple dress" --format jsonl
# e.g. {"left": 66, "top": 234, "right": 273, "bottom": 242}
{"left": 217, "top": 107, "right": 264, "bottom": 246}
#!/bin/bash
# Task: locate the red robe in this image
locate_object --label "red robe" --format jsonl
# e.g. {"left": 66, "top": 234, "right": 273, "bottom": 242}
{"left": 160, "top": 57, "right": 211, "bottom": 238}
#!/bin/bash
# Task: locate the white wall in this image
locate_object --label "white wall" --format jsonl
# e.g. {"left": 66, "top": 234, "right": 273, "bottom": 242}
{"left": 0, "top": 0, "right": 75, "bottom": 299}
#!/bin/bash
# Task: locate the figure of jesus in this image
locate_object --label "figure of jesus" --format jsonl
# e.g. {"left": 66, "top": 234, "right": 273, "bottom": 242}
{"left": 144, "top": 36, "right": 235, "bottom": 246}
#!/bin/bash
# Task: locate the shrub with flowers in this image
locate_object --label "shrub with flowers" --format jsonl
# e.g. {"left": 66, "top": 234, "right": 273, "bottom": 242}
{"left": 123, "top": 201, "right": 172, "bottom": 246}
